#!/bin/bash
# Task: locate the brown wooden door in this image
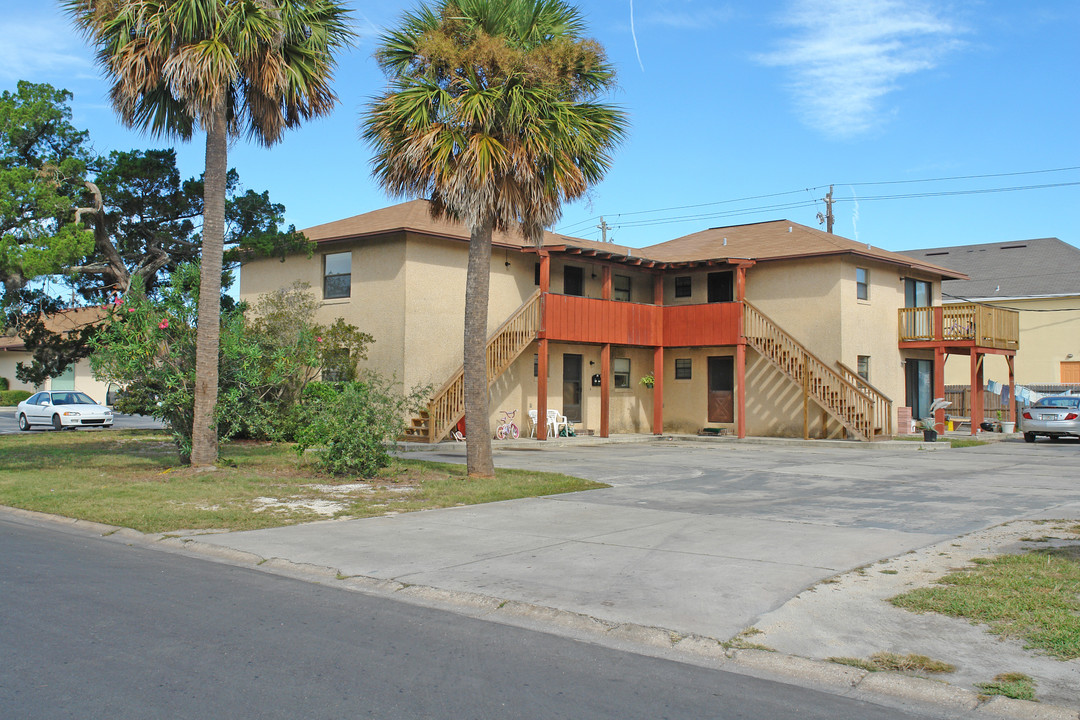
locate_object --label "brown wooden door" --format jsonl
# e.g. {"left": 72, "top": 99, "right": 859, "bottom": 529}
{"left": 1062, "top": 361, "right": 1080, "bottom": 384}
{"left": 563, "top": 353, "right": 582, "bottom": 423}
{"left": 708, "top": 356, "right": 734, "bottom": 423}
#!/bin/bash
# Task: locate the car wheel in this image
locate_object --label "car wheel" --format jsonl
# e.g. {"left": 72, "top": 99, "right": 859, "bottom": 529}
{"left": 52, "top": 414, "right": 63, "bottom": 431}
{"left": 1023, "top": 432, "right": 1036, "bottom": 443}
{"left": 18, "top": 414, "right": 30, "bottom": 431}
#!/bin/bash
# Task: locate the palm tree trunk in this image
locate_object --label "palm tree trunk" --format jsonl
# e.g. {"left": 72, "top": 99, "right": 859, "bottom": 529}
{"left": 190, "top": 106, "right": 227, "bottom": 468}
{"left": 464, "top": 219, "right": 495, "bottom": 478}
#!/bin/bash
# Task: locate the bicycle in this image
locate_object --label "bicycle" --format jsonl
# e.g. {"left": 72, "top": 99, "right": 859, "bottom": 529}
{"left": 495, "top": 409, "right": 520, "bottom": 440}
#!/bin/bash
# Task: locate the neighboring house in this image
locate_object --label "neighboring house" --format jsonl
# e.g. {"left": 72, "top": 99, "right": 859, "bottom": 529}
{"left": 901, "top": 238, "right": 1080, "bottom": 387}
{"left": 0, "top": 307, "right": 114, "bottom": 402}
{"left": 240, "top": 199, "right": 1014, "bottom": 440}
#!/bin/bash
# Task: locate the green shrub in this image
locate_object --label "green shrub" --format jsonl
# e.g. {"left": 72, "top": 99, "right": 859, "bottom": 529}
{"left": 0, "top": 376, "right": 9, "bottom": 391}
{"left": 0, "top": 390, "right": 32, "bottom": 406}
{"left": 295, "top": 374, "right": 429, "bottom": 477}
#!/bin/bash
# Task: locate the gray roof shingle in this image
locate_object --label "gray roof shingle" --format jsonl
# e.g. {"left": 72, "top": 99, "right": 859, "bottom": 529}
{"left": 899, "top": 238, "right": 1080, "bottom": 299}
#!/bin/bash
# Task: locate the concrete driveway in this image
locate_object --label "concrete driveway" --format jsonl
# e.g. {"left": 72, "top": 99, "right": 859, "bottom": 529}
{"left": 190, "top": 437, "right": 1080, "bottom": 643}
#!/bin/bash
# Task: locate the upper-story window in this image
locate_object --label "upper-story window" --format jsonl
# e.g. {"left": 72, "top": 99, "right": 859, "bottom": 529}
{"left": 563, "top": 265, "right": 584, "bottom": 296}
{"left": 613, "top": 274, "right": 631, "bottom": 302}
{"left": 904, "top": 278, "right": 931, "bottom": 308}
{"left": 323, "top": 252, "right": 351, "bottom": 299}
{"left": 674, "top": 276, "right": 692, "bottom": 298}
{"left": 856, "top": 267, "right": 869, "bottom": 301}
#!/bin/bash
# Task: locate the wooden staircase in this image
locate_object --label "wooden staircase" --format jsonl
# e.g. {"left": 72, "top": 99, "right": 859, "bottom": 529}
{"left": 743, "top": 301, "right": 883, "bottom": 441}
{"left": 835, "top": 360, "right": 893, "bottom": 438}
{"left": 402, "top": 290, "right": 543, "bottom": 443}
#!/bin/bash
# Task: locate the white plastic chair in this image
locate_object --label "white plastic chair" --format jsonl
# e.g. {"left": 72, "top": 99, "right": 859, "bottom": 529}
{"left": 527, "top": 409, "right": 539, "bottom": 437}
{"left": 546, "top": 409, "right": 569, "bottom": 438}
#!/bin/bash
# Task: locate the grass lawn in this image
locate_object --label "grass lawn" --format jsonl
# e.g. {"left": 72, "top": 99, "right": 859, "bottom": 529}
{"left": 0, "top": 430, "right": 606, "bottom": 534}
{"left": 890, "top": 524, "right": 1080, "bottom": 660}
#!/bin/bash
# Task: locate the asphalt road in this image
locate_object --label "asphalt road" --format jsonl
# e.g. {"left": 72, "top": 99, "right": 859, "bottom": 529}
{"left": 0, "top": 407, "right": 164, "bottom": 434}
{"left": 0, "top": 514, "right": 947, "bottom": 720}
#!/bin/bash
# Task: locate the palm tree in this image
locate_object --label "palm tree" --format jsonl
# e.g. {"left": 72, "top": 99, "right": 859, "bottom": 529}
{"left": 364, "top": 0, "right": 627, "bottom": 477}
{"left": 65, "top": 0, "right": 352, "bottom": 466}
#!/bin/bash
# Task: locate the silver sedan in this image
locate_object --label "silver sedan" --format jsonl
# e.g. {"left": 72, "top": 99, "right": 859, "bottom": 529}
{"left": 1021, "top": 396, "right": 1080, "bottom": 443}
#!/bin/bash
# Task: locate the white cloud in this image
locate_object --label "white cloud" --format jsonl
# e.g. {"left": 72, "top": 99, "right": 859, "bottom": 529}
{"left": 757, "top": 0, "right": 964, "bottom": 138}
{"left": 0, "top": 19, "right": 94, "bottom": 84}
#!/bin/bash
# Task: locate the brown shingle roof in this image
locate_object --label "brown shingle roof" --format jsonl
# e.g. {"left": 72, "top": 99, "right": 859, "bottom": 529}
{"left": 0, "top": 306, "right": 108, "bottom": 352}
{"left": 300, "top": 201, "right": 965, "bottom": 278}
{"left": 303, "top": 199, "right": 634, "bottom": 254}
{"left": 638, "top": 220, "right": 967, "bottom": 278}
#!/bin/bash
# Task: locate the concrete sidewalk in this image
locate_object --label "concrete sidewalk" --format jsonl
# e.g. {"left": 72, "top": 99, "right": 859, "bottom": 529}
{"left": 177, "top": 436, "right": 1079, "bottom": 716}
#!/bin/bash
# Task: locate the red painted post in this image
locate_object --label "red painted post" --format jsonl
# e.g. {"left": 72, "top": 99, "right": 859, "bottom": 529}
{"left": 600, "top": 343, "right": 611, "bottom": 437}
{"left": 1007, "top": 355, "right": 1016, "bottom": 423}
{"left": 653, "top": 273, "right": 663, "bottom": 435}
{"left": 537, "top": 254, "right": 550, "bottom": 440}
{"left": 736, "top": 264, "right": 749, "bottom": 439}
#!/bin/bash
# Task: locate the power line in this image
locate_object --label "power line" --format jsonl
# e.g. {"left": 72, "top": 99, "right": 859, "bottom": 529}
{"left": 556, "top": 165, "right": 1080, "bottom": 238}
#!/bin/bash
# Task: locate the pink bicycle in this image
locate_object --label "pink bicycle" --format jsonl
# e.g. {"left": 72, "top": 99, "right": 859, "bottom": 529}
{"left": 495, "top": 409, "right": 520, "bottom": 440}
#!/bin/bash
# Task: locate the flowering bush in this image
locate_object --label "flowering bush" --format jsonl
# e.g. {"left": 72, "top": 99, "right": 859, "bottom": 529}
{"left": 91, "top": 267, "right": 374, "bottom": 462}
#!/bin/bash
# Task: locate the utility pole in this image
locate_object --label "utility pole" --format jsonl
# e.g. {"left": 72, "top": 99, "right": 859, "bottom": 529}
{"left": 817, "top": 185, "right": 835, "bottom": 234}
{"left": 597, "top": 217, "right": 611, "bottom": 243}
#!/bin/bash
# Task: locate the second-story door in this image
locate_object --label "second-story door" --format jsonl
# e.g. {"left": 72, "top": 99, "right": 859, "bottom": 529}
{"left": 707, "top": 271, "right": 734, "bottom": 303}
{"left": 563, "top": 353, "right": 583, "bottom": 424}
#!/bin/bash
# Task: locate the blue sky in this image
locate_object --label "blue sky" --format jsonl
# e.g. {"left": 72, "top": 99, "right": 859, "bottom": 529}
{"left": 2, "top": 0, "right": 1077, "bottom": 253}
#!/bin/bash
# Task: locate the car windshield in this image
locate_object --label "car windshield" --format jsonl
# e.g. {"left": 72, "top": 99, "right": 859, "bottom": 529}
{"left": 1033, "top": 397, "right": 1080, "bottom": 409}
{"left": 51, "top": 392, "right": 98, "bottom": 406}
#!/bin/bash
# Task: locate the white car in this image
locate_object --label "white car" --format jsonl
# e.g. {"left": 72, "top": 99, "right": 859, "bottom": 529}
{"left": 17, "top": 391, "right": 114, "bottom": 431}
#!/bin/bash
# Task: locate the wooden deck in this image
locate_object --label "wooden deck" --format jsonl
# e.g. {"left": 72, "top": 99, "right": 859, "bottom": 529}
{"left": 898, "top": 304, "right": 1018, "bottom": 351}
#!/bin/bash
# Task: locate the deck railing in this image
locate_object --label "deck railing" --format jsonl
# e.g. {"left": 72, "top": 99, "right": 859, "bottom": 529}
{"left": 898, "top": 304, "right": 1019, "bottom": 349}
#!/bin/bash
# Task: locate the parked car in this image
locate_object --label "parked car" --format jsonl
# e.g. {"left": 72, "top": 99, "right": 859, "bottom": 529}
{"left": 1020, "top": 396, "right": 1080, "bottom": 443}
{"left": 16, "top": 391, "right": 114, "bottom": 431}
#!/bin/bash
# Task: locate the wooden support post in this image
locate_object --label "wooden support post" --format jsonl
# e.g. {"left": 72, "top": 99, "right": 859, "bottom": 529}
{"left": 653, "top": 346, "right": 664, "bottom": 435}
{"left": 736, "top": 342, "right": 747, "bottom": 439}
{"left": 601, "top": 265, "right": 612, "bottom": 300}
{"left": 1007, "top": 355, "right": 1016, "bottom": 422}
{"left": 652, "top": 273, "right": 664, "bottom": 435}
{"left": 600, "top": 343, "right": 611, "bottom": 437}
{"left": 537, "top": 338, "right": 549, "bottom": 440}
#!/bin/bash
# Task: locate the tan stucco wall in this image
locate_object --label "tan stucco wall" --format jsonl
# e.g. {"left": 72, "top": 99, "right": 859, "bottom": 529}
{"left": 241, "top": 234, "right": 942, "bottom": 439}
{"left": 942, "top": 295, "right": 1080, "bottom": 386}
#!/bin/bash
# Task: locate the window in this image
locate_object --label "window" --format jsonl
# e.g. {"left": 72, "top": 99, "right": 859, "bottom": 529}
{"left": 613, "top": 274, "right": 631, "bottom": 302}
{"left": 675, "top": 358, "right": 692, "bottom": 380}
{"left": 857, "top": 355, "right": 870, "bottom": 381}
{"left": 856, "top": 267, "right": 869, "bottom": 300}
{"left": 613, "top": 357, "right": 630, "bottom": 389}
{"left": 674, "top": 276, "right": 692, "bottom": 298}
{"left": 534, "top": 262, "right": 541, "bottom": 286}
{"left": 904, "top": 278, "right": 931, "bottom": 308}
{"left": 323, "top": 252, "right": 351, "bottom": 299}
{"left": 533, "top": 353, "right": 538, "bottom": 377}
{"left": 563, "top": 265, "right": 584, "bottom": 296}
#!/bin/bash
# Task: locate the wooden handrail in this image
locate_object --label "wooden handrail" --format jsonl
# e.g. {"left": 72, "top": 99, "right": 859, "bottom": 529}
{"left": 424, "top": 290, "right": 543, "bottom": 443}
{"left": 743, "top": 301, "right": 875, "bottom": 440}
{"left": 836, "top": 361, "right": 893, "bottom": 438}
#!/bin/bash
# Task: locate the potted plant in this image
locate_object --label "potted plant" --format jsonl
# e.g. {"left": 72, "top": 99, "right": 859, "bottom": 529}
{"left": 918, "top": 398, "right": 953, "bottom": 442}
{"left": 639, "top": 372, "right": 655, "bottom": 389}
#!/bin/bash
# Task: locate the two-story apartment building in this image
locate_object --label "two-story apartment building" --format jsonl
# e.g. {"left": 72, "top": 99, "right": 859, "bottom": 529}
{"left": 240, "top": 200, "right": 1017, "bottom": 440}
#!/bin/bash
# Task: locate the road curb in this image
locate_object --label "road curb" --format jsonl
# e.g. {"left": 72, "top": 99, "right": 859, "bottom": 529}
{"left": 5, "top": 504, "right": 1077, "bottom": 719}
